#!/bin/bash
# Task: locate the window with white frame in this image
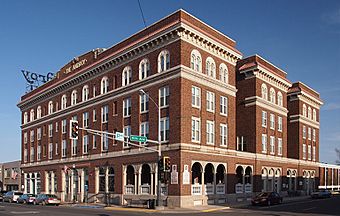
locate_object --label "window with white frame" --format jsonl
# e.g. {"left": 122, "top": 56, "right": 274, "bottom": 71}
{"left": 55, "top": 122, "right": 58, "bottom": 132}
{"left": 278, "top": 138, "right": 282, "bottom": 156}
{"left": 24, "top": 132, "right": 28, "bottom": 144}
{"left": 219, "top": 63, "right": 228, "bottom": 83}
{"left": 262, "top": 134, "right": 267, "bottom": 153}
{"left": 101, "top": 76, "right": 109, "bottom": 94}
{"left": 83, "top": 135, "right": 89, "bottom": 154}
{"left": 37, "top": 145, "right": 41, "bottom": 161}
{"left": 93, "top": 109, "right": 97, "bottom": 122}
{"left": 302, "top": 143, "right": 306, "bottom": 159}
{"left": 24, "top": 112, "right": 28, "bottom": 124}
{"left": 302, "top": 104, "right": 307, "bottom": 117}
{"left": 93, "top": 85, "right": 97, "bottom": 97}
{"left": 262, "top": 111, "right": 267, "bottom": 127}
{"left": 101, "top": 105, "right": 109, "bottom": 123}
{"left": 83, "top": 112, "right": 89, "bottom": 128}
{"left": 269, "top": 88, "right": 276, "bottom": 104}
{"left": 308, "top": 127, "right": 311, "bottom": 140}
{"left": 191, "top": 86, "right": 201, "bottom": 108}
{"left": 37, "top": 106, "right": 42, "bottom": 119}
{"left": 101, "top": 132, "right": 109, "bottom": 151}
{"left": 313, "top": 129, "right": 316, "bottom": 141}
{"left": 220, "top": 96, "right": 228, "bottom": 116}
{"left": 37, "top": 128, "right": 41, "bottom": 141}
{"left": 313, "top": 109, "right": 316, "bottom": 121}
{"left": 158, "top": 50, "right": 170, "bottom": 72}
{"left": 159, "top": 86, "right": 169, "bottom": 108}
{"left": 71, "top": 90, "right": 77, "bottom": 105}
{"left": 270, "top": 113, "right": 275, "bottom": 130}
{"left": 93, "top": 135, "right": 97, "bottom": 149}
{"left": 61, "top": 94, "right": 67, "bottom": 110}
{"left": 62, "top": 140, "right": 66, "bottom": 157}
{"left": 62, "top": 119, "right": 67, "bottom": 134}
{"left": 191, "top": 117, "right": 200, "bottom": 142}
{"left": 140, "top": 122, "right": 149, "bottom": 144}
{"left": 48, "top": 101, "right": 53, "bottom": 115}
{"left": 206, "top": 120, "right": 215, "bottom": 145}
{"left": 123, "top": 98, "right": 131, "bottom": 117}
{"left": 139, "top": 58, "right": 150, "bottom": 79}
{"left": 302, "top": 125, "right": 306, "bottom": 139}
{"left": 82, "top": 85, "right": 89, "bottom": 102}
{"left": 122, "top": 66, "right": 132, "bottom": 86}
{"left": 123, "top": 126, "right": 131, "bottom": 148}
{"left": 24, "top": 149, "right": 28, "bottom": 163}
{"left": 190, "top": 49, "right": 202, "bottom": 72}
{"left": 160, "top": 117, "right": 169, "bottom": 142}
{"left": 220, "top": 124, "right": 228, "bottom": 146}
{"left": 308, "top": 106, "right": 312, "bottom": 119}
{"left": 30, "top": 146, "right": 34, "bottom": 162}
{"left": 205, "top": 57, "right": 216, "bottom": 78}
{"left": 313, "top": 146, "right": 316, "bottom": 161}
{"left": 278, "top": 116, "right": 282, "bottom": 132}
{"left": 270, "top": 136, "right": 275, "bottom": 154}
{"left": 30, "top": 109, "right": 34, "bottom": 121}
{"left": 48, "top": 124, "right": 53, "bottom": 137}
{"left": 30, "top": 130, "right": 35, "bottom": 142}
{"left": 206, "top": 91, "right": 215, "bottom": 112}
{"left": 72, "top": 139, "right": 77, "bottom": 156}
{"left": 140, "top": 93, "right": 149, "bottom": 113}
{"left": 308, "top": 145, "right": 311, "bottom": 160}
{"left": 55, "top": 143, "right": 58, "bottom": 155}
{"left": 49, "top": 143, "right": 53, "bottom": 159}
{"left": 261, "top": 84, "right": 268, "bottom": 100}
{"left": 277, "top": 92, "right": 283, "bottom": 106}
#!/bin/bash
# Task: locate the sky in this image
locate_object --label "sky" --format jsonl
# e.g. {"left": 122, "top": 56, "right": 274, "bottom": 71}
{"left": 0, "top": 0, "right": 339, "bottom": 164}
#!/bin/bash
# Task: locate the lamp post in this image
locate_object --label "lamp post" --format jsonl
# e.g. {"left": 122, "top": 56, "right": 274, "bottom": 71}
{"left": 139, "top": 89, "right": 162, "bottom": 208}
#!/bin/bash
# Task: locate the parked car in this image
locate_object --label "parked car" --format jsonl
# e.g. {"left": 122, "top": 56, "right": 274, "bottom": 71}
{"left": 34, "top": 194, "right": 60, "bottom": 206}
{"left": 17, "top": 194, "right": 36, "bottom": 204}
{"left": 0, "top": 191, "right": 7, "bottom": 202}
{"left": 311, "top": 189, "right": 331, "bottom": 199}
{"left": 3, "top": 191, "right": 23, "bottom": 203}
{"left": 251, "top": 192, "right": 283, "bottom": 206}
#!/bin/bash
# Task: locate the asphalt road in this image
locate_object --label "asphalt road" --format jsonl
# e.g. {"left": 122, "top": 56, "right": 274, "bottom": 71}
{"left": 0, "top": 195, "right": 339, "bottom": 216}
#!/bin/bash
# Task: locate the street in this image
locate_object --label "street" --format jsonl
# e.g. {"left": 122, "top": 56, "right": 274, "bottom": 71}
{"left": 0, "top": 196, "right": 339, "bottom": 216}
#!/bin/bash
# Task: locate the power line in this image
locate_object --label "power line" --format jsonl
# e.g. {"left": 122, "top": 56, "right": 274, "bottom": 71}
{"left": 137, "top": 0, "right": 147, "bottom": 28}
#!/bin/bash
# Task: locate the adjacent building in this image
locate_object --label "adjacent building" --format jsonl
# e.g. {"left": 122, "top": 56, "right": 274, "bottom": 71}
{"left": 17, "top": 9, "right": 339, "bottom": 207}
{"left": 0, "top": 160, "right": 22, "bottom": 191}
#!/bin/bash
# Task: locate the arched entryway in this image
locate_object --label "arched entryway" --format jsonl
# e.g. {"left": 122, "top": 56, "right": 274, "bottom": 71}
{"left": 192, "top": 162, "right": 203, "bottom": 195}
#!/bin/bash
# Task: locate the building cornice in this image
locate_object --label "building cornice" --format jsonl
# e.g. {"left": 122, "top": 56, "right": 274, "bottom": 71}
{"left": 289, "top": 114, "right": 320, "bottom": 129}
{"left": 244, "top": 96, "right": 288, "bottom": 116}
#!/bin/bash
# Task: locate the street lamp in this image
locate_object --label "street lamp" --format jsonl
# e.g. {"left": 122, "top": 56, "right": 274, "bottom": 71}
{"left": 139, "top": 89, "right": 162, "bottom": 208}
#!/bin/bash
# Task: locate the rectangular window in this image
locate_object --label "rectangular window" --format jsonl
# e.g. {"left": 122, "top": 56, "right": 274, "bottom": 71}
{"left": 62, "top": 140, "right": 67, "bottom": 158}
{"left": 83, "top": 135, "right": 89, "bottom": 154}
{"left": 270, "top": 136, "right": 275, "bottom": 154}
{"left": 83, "top": 112, "right": 89, "bottom": 128}
{"left": 123, "top": 98, "right": 131, "bottom": 117}
{"left": 30, "top": 146, "right": 34, "bottom": 162}
{"left": 220, "top": 124, "right": 228, "bottom": 146}
{"left": 62, "top": 119, "right": 67, "bottom": 134}
{"left": 48, "top": 124, "right": 53, "bottom": 138}
{"left": 278, "top": 116, "right": 282, "bottom": 132}
{"left": 30, "top": 130, "right": 35, "bottom": 142}
{"left": 37, "top": 145, "right": 41, "bottom": 161}
{"left": 37, "top": 128, "right": 41, "bottom": 140}
{"left": 160, "top": 117, "right": 170, "bottom": 142}
{"left": 262, "top": 111, "right": 267, "bottom": 127}
{"left": 48, "top": 143, "right": 53, "bottom": 159}
{"left": 140, "top": 122, "right": 149, "bottom": 144}
{"left": 313, "top": 129, "right": 316, "bottom": 141}
{"left": 220, "top": 96, "right": 228, "bottom": 116}
{"left": 24, "top": 149, "right": 28, "bottom": 163}
{"left": 206, "top": 120, "right": 215, "bottom": 145}
{"left": 55, "top": 122, "right": 58, "bottom": 132}
{"left": 206, "top": 91, "right": 215, "bottom": 112}
{"left": 93, "top": 135, "right": 97, "bottom": 149}
{"left": 278, "top": 138, "right": 282, "bottom": 156}
{"left": 101, "top": 131, "right": 109, "bottom": 151}
{"left": 113, "top": 101, "right": 118, "bottom": 115}
{"left": 72, "top": 139, "right": 77, "bottom": 156}
{"left": 123, "top": 126, "right": 131, "bottom": 148}
{"left": 303, "top": 125, "right": 306, "bottom": 139}
{"left": 101, "top": 105, "right": 109, "bottom": 123}
{"left": 55, "top": 143, "right": 58, "bottom": 155}
{"left": 302, "top": 143, "right": 306, "bottom": 159}
{"left": 237, "top": 136, "right": 245, "bottom": 151}
{"left": 270, "top": 114, "right": 275, "bottom": 130}
{"left": 191, "top": 117, "right": 200, "bottom": 142}
{"left": 140, "top": 94, "right": 149, "bottom": 113}
{"left": 93, "top": 109, "right": 97, "bottom": 122}
{"left": 262, "top": 134, "right": 267, "bottom": 153}
{"left": 308, "top": 127, "right": 311, "bottom": 140}
{"left": 24, "top": 132, "right": 28, "bottom": 144}
{"left": 313, "top": 146, "right": 316, "bottom": 161}
{"left": 159, "top": 86, "right": 170, "bottom": 108}
{"left": 191, "top": 86, "right": 201, "bottom": 108}
{"left": 308, "top": 145, "right": 311, "bottom": 160}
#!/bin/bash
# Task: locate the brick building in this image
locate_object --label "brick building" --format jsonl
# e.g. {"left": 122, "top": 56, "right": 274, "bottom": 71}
{"left": 17, "top": 9, "right": 339, "bottom": 207}
{"left": 0, "top": 160, "right": 22, "bottom": 192}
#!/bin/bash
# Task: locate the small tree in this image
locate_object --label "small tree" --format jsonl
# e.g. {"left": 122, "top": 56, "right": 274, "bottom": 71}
{"left": 336, "top": 148, "right": 340, "bottom": 165}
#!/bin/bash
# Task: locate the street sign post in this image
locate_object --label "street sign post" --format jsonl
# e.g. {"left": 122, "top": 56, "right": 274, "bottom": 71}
{"left": 130, "top": 135, "right": 147, "bottom": 142}
{"left": 115, "top": 132, "right": 124, "bottom": 141}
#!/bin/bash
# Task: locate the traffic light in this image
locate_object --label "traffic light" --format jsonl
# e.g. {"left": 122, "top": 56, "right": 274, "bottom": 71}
{"left": 163, "top": 156, "right": 170, "bottom": 172}
{"left": 158, "top": 158, "right": 164, "bottom": 173}
{"left": 70, "top": 120, "right": 79, "bottom": 140}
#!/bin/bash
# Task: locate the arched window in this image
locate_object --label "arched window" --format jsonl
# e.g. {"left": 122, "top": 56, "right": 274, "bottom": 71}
{"left": 158, "top": 50, "right": 170, "bottom": 72}
{"left": 303, "top": 104, "right": 307, "bottom": 117}
{"left": 30, "top": 109, "right": 35, "bottom": 121}
{"left": 37, "top": 106, "right": 42, "bottom": 119}
{"left": 82, "top": 85, "right": 89, "bottom": 102}
{"left": 277, "top": 91, "right": 283, "bottom": 106}
{"left": 308, "top": 107, "right": 312, "bottom": 119}
{"left": 24, "top": 112, "right": 28, "bottom": 124}
{"left": 101, "top": 77, "right": 109, "bottom": 94}
{"left": 205, "top": 57, "right": 216, "bottom": 78}
{"left": 261, "top": 84, "right": 268, "bottom": 100}
{"left": 139, "top": 58, "right": 150, "bottom": 80}
{"left": 190, "top": 49, "right": 202, "bottom": 72}
{"left": 48, "top": 101, "right": 53, "bottom": 114}
{"left": 71, "top": 90, "right": 77, "bottom": 106}
{"left": 269, "top": 88, "right": 276, "bottom": 104}
{"left": 122, "top": 66, "right": 132, "bottom": 86}
{"left": 313, "top": 109, "right": 316, "bottom": 121}
{"left": 219, "top": 63, "right": 228, "bottom": 83}
{"left": 61, "top": 94, "right": 67, "bottom": 110}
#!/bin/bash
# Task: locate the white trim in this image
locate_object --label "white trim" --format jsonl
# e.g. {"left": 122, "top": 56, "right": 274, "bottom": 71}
{"left": 244, "top": 96, "right": 288, "bottom": 116}
{"left": 289, "top": 114, "right": 320, "bottom": 129}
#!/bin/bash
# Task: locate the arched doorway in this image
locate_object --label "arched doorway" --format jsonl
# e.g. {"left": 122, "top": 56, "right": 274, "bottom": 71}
{"left": 141, "top": 164, "right": 151, "bottom": 194}
{"left": 204, "top": 163, "right": 214, "bottom": 195}
{"left": 191, "top": 162, "right": 203, "bottom": 195}
{"left": 235, "top": 166, "right": 244, "bottom": 193}
{"left": 262, "top": 168, "right": 268, "bottom": 192}
{"left": 216, "top": 164, "right": 226, "bottom": 194}
{"left": 125, "top": 165, "right": 135, "bottom": 194}
{"left": 244, "top": 166, "right": 252, "bottom": 193}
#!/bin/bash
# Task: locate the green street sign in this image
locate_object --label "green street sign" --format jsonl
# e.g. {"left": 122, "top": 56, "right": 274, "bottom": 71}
{"left": 130, "top": 135, "right": 147, "bottom": 142}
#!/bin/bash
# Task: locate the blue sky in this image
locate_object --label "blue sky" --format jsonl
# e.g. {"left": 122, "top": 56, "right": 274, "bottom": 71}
{"left": 0, "top": 0, "right": 339, "bottom": 164}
